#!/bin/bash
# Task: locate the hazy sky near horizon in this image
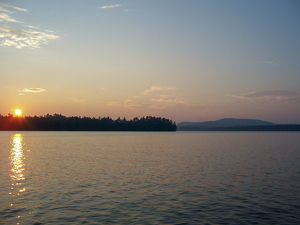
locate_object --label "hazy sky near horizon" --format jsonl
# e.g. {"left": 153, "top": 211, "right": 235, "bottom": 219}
{"left": 1, "top": 0, "right": 300, "bottom": 123}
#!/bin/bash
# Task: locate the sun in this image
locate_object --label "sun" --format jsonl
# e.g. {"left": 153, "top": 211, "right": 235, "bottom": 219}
{"left": 15, "top": 109, "right": 22, "bottom": 116}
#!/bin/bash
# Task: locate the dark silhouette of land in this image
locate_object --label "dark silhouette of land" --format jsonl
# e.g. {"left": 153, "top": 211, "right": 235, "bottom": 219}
{"left": 0, "top": 114, "right": 176, "bottom": 131}
{"left": 1, "top": 115, "right": 299, "bottom": 132}
{"left": 177, "top": 118, "right": 300, "bottom": 131}
{"left": 178, "top": 118, "right": 275, "bottom": 128}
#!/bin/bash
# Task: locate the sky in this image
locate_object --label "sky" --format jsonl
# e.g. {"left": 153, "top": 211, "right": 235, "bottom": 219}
{"left": 1, "top": 0, "right": 300, "bottom": 124}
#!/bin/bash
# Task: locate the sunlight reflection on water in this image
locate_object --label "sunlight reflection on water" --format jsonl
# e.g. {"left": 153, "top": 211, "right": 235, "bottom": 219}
{"left": 9, "top": 133, "right": 26, "bottom": 223}
{"left": 10, "top": 134, "right": 25, "bottom": 183}
{"left": 0, "top": 131, "right": 299, "bottom": 224}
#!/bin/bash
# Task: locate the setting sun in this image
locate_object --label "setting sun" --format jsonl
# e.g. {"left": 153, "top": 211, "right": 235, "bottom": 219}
{"left": 15, "top": 109, "right": 22, "bottom": 116}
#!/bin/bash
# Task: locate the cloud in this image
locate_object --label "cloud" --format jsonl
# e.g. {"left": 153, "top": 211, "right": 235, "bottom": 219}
{"left": 124, "top": 102, "right": 150, "bottom": 110}
{"left": 24, "top": 25, "right": 38, "bottom": 29}
{"left": 107, "top": 102, "right": 122, "bottom": 106}
{"left": 99, "top": 4, "right": 122, "bottom": 9}
{"left": 1, "top": 3, "right": 27, "bottom": 12}
{"left": 143, "top": 86, "right": 177, "bottom": 94}
{"left": 289, "top": 97, "right": 300, "bottom": 104}
{"left": 67, "top": 97, "right": 86, "bottom": 103}
{"left": 232, "top": 90, "right": 300, "bottom": 103}
{"left": 108, "top": 93, "right": 198, "bottom": 111}
{"left": 151, "top": 94, "right": 201, "bottom": 108}
{"left": 0, "top": 4, "right": 59, "bottom": 49}
{"left": 233, "top": 90, "right": 299, "bottom": 99}
{"left": 151, "top": 96, "right": 186, "bottom": 104}
{"left": 20, "top": 88, "right": 46, "bottom": 93}
{"left": 0, "top": 25, "right": 59, "bottom": 49}
{"left": 108, "top": 99, "right": 159, "bottom": 111}
{"left": 0, "top": 12, "right": 20, "bottom": 23}
{"left": 0, "top": 3, "right": 26, "bottom": 23}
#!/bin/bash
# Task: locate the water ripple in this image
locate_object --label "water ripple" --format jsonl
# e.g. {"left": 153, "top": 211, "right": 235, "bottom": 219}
{"left": 0, "top": 131, "right": 299, "bottom": 224}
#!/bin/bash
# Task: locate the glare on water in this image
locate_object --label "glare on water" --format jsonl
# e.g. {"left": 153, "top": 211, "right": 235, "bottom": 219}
{"left": 0, "top": 131, "right": 299, "bottom": 224}
{"left": 10, "top": 134, "right": 25, "bottom": 183}
{"left": 9, "top": 134, "right": 26, "bottom": 222}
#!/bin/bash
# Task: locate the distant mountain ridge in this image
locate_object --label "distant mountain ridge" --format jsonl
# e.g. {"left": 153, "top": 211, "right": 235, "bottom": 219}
{"left": 177, "top": 118, "right": 300, "bottom": 131}
{"left": 177, "top": 118, "right": 276, "bottom": 130}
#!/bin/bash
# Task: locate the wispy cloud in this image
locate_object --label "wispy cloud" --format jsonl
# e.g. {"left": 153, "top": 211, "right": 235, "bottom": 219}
{"left": 232, "top": 90, "right": 300, "bottom": 103}
{"left": 67, "top": 97, "right": 86, "bottom": 103}
{"left": 24, "top": 25, "right": 38, "bottom": 29}
{"left": 107, "top": 85, "right": 201, "bottom": 111}
{"left": 143, "top": 86, "right": 177, "bottom": 94}
{"left": 0, "top": 3, "right": 59, "bottom": 49}
{"left": 1, "top": 3, "right": 27, "bottom": 12}
{"left": 19, "top": 88, "right": 46, "bottom": 93}
{"left": 0, "top": 25, "right": 59, "bottom": 49}
{"left": 233, "top": 90, "right": 299, "bottom": 99}
{"left": 151, "top": 96, "right": 186, "bottom": 104}
{"left": 0, "top": 4, "right": 27, "bottom": 24}
{"left": 108, "top": 93, "right": 197, "bottom": 111}
{"left": 0, "top": 3, "right": 26, "bottom": 23}
{"left": 152, "top": 94, "right": 201, "bottom": 108}
{"left": 99, "top": 4, "right": 122, "bottom": 9}
{"left": 124, "top": 102, "right": 151, "bottom": 110}
{"left": 107, "top": 101, "right": 122, "bottom": 106}
{"left": 108, "top": 100, "right": 154, "bottom": 110}
{"left": 0, "top": 13, "right": 19, "bottom": 23}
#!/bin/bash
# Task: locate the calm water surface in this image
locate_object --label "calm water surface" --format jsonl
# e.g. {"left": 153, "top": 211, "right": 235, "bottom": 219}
{"left": 0, "top": 131, "right": 300, "bottom": 224}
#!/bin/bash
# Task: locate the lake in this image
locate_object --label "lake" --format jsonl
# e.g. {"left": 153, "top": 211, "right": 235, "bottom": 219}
{"left": 0, "top": 131, "right": 300, "bottom": 224}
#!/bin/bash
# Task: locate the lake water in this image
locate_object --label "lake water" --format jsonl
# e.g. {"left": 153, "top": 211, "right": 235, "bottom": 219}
{"left": 0, "top": 131, "right": 300, "bottom": 224}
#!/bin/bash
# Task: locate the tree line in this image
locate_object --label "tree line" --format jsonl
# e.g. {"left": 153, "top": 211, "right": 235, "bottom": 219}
{"left": 0, "top": 114, "right": 177, "bottom": 131}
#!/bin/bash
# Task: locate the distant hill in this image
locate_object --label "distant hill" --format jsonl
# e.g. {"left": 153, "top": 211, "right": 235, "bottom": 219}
{"left": 178, "top": 118, "right": 275, "bottom": 129}
{"left": 177, "top": 118, "right": 300, "bottom": 131}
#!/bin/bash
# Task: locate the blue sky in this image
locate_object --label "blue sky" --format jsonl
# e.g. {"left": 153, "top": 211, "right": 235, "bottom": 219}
{"left": 1, "top": 0, "right": 300, "bottom": 123}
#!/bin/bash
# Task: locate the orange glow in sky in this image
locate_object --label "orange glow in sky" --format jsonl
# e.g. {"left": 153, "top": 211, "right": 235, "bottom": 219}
{"left": 1, "top": 2, "right": 299, "bottom": 124}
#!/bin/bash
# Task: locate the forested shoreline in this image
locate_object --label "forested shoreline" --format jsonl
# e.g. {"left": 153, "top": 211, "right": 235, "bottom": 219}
{"left": 0, "top": 114, "right": 177, "bottom": 131}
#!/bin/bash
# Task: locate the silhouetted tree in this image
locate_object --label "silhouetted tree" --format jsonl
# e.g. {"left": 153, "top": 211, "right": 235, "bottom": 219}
{"left": 0, "top": 114, "right": 177, "bottom": 131}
